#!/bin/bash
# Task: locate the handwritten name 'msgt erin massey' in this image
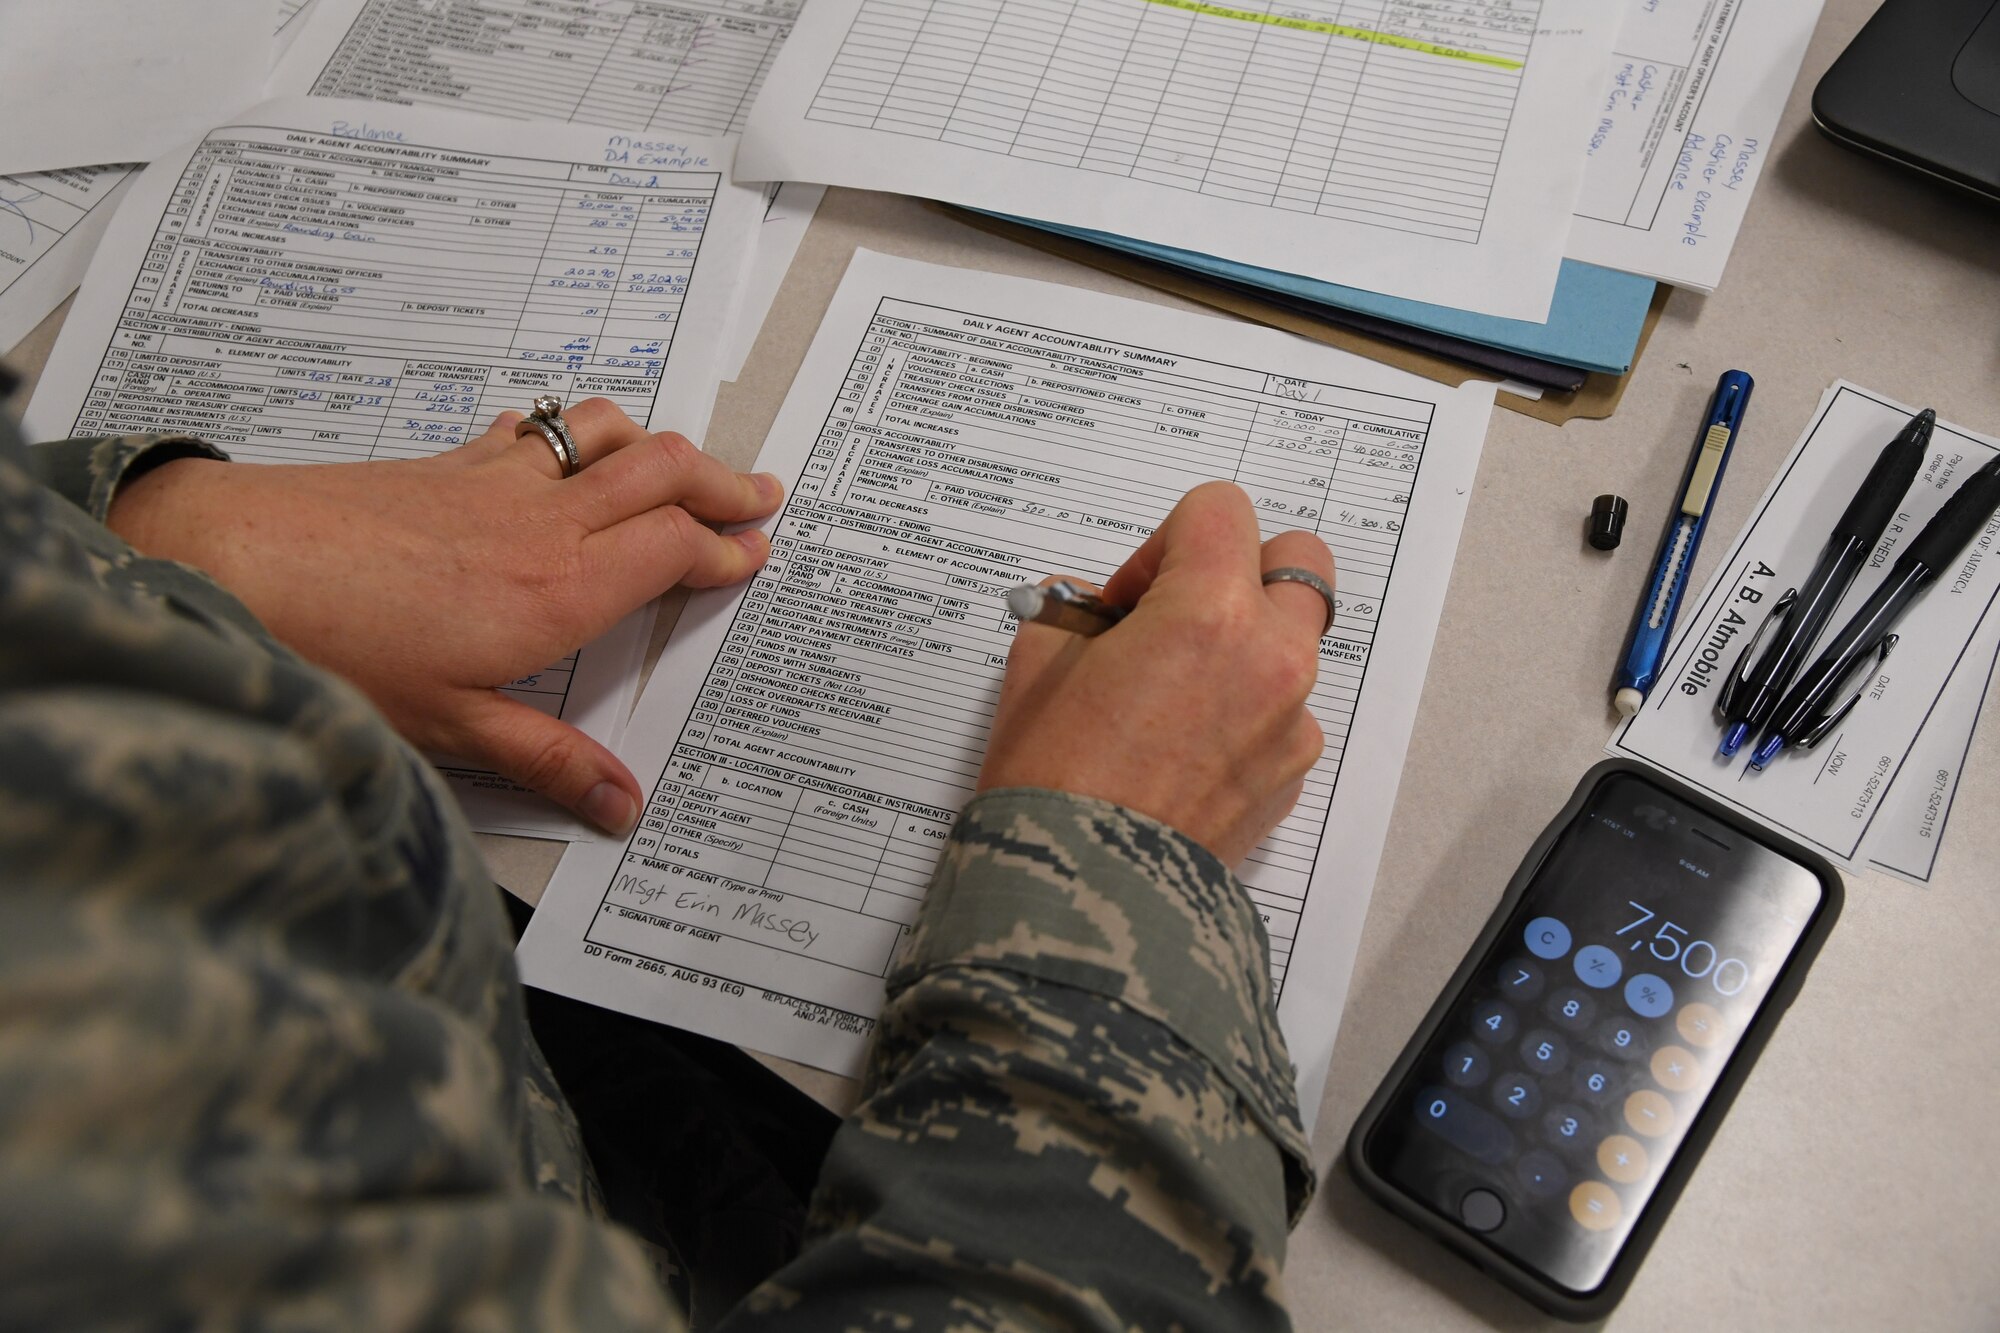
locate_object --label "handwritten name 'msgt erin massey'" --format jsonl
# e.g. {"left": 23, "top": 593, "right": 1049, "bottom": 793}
{"left": 615, "top": 874, "right": 821, "bottom": 950}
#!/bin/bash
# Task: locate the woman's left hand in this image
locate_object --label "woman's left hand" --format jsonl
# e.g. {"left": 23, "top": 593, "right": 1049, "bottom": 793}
{"left": 107, "top": 399, "right": 782, "bottom": 835}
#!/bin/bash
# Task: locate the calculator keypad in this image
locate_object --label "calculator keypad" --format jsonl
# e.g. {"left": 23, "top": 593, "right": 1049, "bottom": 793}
{"left": 1545, "top": 987, "right": 1596, "bottom": 1031}
{"left": 1491, "top": 1073, "right": 1541, "bottom": 1119}
{"left": 1410, "top": 911, "right": 1734, "bottom": 1246}
{"left": 1471, "top": 999, "right": 1519, "bottom": 1044}
{"left": 1443, "top": 1040, "right": 1490, "bottom": 1088}
{"left": 1518, "top": 1029, "right": 1567, "bottom": 1075}
{"left": 1367, "top": 775, "right": 1828, "bottom": 1296}
{"left": 1498, "top": 957, "right": 1547, "bottom": 1001}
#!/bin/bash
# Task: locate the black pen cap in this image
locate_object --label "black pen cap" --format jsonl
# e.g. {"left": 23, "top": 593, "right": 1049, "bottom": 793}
{"left": 1588, "top": 494, "right": 1628, "bottom": 550}
{"left": 1831, "top": 408, "right": 1933, "bottom": 542}
{"left": 1907, "top": 452, "right": 2000, "bottom": 572}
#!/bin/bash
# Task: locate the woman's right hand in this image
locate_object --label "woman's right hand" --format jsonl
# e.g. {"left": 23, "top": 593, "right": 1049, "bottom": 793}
{"left": 976, "top": 481, "right": 1335, "bottom": 866}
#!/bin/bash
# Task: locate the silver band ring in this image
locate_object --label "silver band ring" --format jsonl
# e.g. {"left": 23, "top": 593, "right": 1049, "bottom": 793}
{"left": 544, "top": 414, "right": 580, "bottom": 472}
{"left": 1262, "top": 566, "right": 1337, "bottom": 636}
{"left": 519, "top": 419, "right": 576, "bottom": 477}
{"left": 517, "top": 394, "right": 578, "bottom": 477}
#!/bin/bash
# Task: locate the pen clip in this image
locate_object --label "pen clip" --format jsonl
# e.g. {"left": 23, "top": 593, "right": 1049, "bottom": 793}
{"left": 1717, "top": 588, "right": 1797, "bottom": 718}
{"left": 1682, "top": 422, "right": 1734, "bottom": 517}
{"left": 1797, "top": 634, "right": 1898, "bottom": 749}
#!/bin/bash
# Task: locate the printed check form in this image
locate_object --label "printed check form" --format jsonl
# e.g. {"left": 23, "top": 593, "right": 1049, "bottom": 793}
{"left": 26, "top": 97, "right": 761, "bottom": 839}
{"left": 1569, "top": 0, "right": 1826, "bottom": 291}
{"left": 519, "top": 252, "right": 1497, "bottom": 1129}
{"left": 741, "top": 0, "right": 1618, "bottom": 322}
{"left": 1612, "top": 384, "right": 2000, "bottom": 886}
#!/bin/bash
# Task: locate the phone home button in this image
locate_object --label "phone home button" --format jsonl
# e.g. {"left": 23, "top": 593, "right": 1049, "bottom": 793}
{"left": 1459, "top": 1188, "right": 1506, "bottom": 1232}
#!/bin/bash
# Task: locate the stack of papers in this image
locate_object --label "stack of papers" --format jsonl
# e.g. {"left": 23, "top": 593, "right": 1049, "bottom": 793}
{"left": 15, "top": 0, "right": 1983, "bottom": 1112}
{"left": 22, "top": 98, "right": 765, "bottom": 837}
{"left": 2, "top": 0, "right": 824, "bottom": 385}
{"left": 267, "top": 0, "right": 827, "bottom": 380}
{"left": 2, "top": 0, "right": 1838, "bottom": 420}
{"left": 4, "top": 0, "right": 833, "bottom": 838}
{"left": 738, "top": 0, "right": 1826, "bottom": 394}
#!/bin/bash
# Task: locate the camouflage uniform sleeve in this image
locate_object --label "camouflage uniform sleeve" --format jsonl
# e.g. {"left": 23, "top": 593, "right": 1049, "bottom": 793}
{"left": 24, "top": 431, "right": 227, "bottom": 523}
{"left": 0, "top": 410, "right": 680, "bottom": 1331}
{"left": 727, "top": 788, "right": 1317, "bottom": 1332}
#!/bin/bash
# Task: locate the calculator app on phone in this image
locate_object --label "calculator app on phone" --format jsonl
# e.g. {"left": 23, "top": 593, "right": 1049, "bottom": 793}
{"left": 1356, "top": 771, "right": 1829, "bottom": 1296}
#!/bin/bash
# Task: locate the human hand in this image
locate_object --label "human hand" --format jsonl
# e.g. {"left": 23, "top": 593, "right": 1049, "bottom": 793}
{"left": 107, "top": 399, "right": 781, "bottom": 835}
{"left": 976, "top": 481, "right": 1334, "bottom": 865}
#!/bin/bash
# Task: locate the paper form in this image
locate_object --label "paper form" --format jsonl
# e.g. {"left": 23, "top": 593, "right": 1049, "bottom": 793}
{"left": 0, "top": 166, "right": 137, "bottom": 354}
{"left": 1611, "top": 384, "right": 2000, "bottom": 880}
{"left": 1568, "top": 0, "right": 1824, "bottom": 291}
{"left": 275, "top": 0, "right": 802, "bottom": 138}
{"left": 271, "top": 0, "right": 823, "bottom": 390}
{"left": 0, "top": 0, "right": 277, "bottom": 179}
{"left": 739, "top": 0, "right": 1618, "bottom": 322}
{"left": 517, "top": 250, "right": 1496, "bottom": 1130}
{"left": 1864, "top": 611, "right": 2000, "bottom": 885}
{"left": 3, "top": 2, "right": 319, "bottom": 359}
{"left": 25, "top": 97, "right": 760, "bottom": 840}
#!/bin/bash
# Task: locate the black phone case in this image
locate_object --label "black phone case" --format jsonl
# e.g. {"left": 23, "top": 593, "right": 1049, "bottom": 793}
{"left": 1343, "top": 758, "right": 1845, "bottom": 1321}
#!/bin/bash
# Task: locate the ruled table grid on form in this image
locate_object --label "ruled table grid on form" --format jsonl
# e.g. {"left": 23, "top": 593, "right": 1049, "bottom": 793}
{"left": 805, "top": 0, "right": 1540, "bottom": 242}
{"left": 591, "top": 297, "right": 1440, "bottom": 996}
{"left": 1575, "top": 0, "right": 1743, "bottom": 234}
{"left": 65, "top": 133, "right": 720, "bottom": 465}
{"left": 309, "top": 0, "right": 801, "bottom": 138}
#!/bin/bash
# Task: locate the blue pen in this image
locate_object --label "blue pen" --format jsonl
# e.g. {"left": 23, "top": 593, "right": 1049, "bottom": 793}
{"left": 1613, "top": 370, "right": 1753, "bottom": 717}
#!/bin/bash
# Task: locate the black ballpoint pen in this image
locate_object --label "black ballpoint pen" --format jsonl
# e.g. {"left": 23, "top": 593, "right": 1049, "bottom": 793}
{"left": 1749, "top": 450, "right": 2000, "bottom": 770}
{"left": 1716, "top": 408, "right": 1934, "bottom": 757}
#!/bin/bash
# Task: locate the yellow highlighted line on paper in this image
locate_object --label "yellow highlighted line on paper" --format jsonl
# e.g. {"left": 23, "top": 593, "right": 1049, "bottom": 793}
{"left": 1134, "top": 0, "right": 1528, "bottom": 70}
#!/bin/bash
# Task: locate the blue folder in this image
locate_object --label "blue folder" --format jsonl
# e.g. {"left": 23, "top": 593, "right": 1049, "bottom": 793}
{"left": 982, "top": 212, "right": 1657, "bottom": 376}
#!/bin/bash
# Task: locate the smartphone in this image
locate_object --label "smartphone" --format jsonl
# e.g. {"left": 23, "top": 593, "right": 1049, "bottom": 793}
{"left": 1346, "top": 760, "right": 1842, "bottom": 1319}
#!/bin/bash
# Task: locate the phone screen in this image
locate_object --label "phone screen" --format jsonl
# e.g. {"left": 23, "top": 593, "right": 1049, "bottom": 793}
{"left": 1359, "top": 771, "right": 1828, "bottom": 1295}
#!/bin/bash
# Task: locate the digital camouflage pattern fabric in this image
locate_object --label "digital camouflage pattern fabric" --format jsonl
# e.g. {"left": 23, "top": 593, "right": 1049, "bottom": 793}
{"left": 0, "top": 414, "right": 666, "bottom": 1328}
{"left": 743, "top": 789, "right": 1316, "bottom": 1331}
{"left": 0, "top": 402, "right": 1313, "bottom": 1331}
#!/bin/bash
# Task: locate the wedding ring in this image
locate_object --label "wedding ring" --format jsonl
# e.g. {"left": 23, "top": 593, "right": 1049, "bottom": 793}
{"left": 1262, "top": 566, "right": 1337, "bottom": 636}
{"left": 517, "top": 393, "right": 579, "bottom": 477}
